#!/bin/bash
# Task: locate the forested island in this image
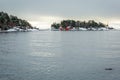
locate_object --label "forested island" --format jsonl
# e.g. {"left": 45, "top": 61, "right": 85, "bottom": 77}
{"left": 0, "top": 12, "right": 114, "bottom": 32}
{"left": 0, "top": 11, "right": 39, "bottom": 32}
{"left": 51, "top": 20, "right": 114, "bottom": 31}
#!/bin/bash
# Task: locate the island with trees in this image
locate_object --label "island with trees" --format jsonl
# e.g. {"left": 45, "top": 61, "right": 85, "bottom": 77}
{"left": 51, "top": 20, "right": 114, "bottom": 31}
{"left": 0, "top": 11, "right": 39, "bottom": 32}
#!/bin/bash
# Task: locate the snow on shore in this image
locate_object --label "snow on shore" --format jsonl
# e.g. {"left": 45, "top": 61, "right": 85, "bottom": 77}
{"left": 51, "top": 27, "right": 114, "bottom": 31}
{"left": 6, "top": 27, "right": 40, "bottom": 32}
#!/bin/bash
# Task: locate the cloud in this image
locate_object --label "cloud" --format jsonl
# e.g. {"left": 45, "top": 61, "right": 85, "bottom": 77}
{"left": 0, "top": 0, "right": 120, "bottom": 28}
{"left": 1, "top": 0, "right": 120, "bottom": 16}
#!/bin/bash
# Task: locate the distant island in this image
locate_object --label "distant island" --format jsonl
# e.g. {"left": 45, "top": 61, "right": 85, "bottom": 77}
{"left": 51, "top": 20, "right": 114, "bottom": 31}
{"left": 0, "top": 12, "right": 115, "bottom": 32}
{"left": 0, "top": 11, "right": 39, "bottom": 32}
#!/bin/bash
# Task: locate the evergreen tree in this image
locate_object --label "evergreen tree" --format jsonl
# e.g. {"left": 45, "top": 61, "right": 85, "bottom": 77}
{"left": 51, "top": 20, "right": 107, "bottom": 30}
{"left": 0, "top": 11, "right": 33, "bottom": 30}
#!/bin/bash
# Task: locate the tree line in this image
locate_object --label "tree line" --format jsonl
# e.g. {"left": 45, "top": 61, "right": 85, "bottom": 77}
{"left": 0, "top": 11, "right": 33, "bottom": 30}
{"left": 51, "top": 20, "right": 108, "bottom": 29}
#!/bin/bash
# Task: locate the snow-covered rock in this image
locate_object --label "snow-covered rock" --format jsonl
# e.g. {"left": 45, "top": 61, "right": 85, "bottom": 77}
{"left": 7, "top": 26, "right": 40, "bottom": 32}
{"left": 98, "top": 27, "right": 109, "bottom": 31}
{"left": 70, "top": 27, "right": 77, "bottom": 31}
{"left": 27, "top": 29, "right": 39, "bottom": 32}
{"left": 79, "top": 28, "right": 87, "bottom": 31}
{"left": 7, "top": 29, "right": 17, "bottom": 32}
{"left": 91, "top": 28, "right": 97, "bottom": 31}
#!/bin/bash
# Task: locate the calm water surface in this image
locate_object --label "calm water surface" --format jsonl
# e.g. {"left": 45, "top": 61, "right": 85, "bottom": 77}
{"left": 0, "top": 31, "right": 120, "bottom": 80}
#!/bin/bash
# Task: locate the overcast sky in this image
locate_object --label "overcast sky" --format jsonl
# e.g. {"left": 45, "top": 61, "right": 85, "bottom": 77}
{"left": 0, "top": 0, "right": 120, "bottom": 28}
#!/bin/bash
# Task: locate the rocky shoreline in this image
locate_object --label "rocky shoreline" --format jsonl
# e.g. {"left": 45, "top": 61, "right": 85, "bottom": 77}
{"left": 0, "top": 26, "right": 40, "bottom": 33}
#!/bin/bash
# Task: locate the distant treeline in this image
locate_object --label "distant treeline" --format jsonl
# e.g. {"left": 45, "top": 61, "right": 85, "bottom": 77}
{"left": 51, "top": 20, "right": 108, "bottom": 29}
{"left": 0, "top": 11, "right": 33, "bottom": 30}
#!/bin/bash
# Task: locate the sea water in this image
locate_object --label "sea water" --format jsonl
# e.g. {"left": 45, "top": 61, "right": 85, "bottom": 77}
{"left": 0, "top": 31, "right": 120, "bottom": 80}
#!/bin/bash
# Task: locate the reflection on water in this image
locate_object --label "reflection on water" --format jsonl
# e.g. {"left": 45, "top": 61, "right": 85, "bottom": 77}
{"left": 0, "top": 31, "right": 120, "bottom": 80}
{"left": 30, "top": 52, "right": 55, "bottom": 57}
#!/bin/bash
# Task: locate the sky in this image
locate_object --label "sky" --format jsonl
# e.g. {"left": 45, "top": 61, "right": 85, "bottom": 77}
{"left": 0, "top": 0, "right": 120, "bottom": 29}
